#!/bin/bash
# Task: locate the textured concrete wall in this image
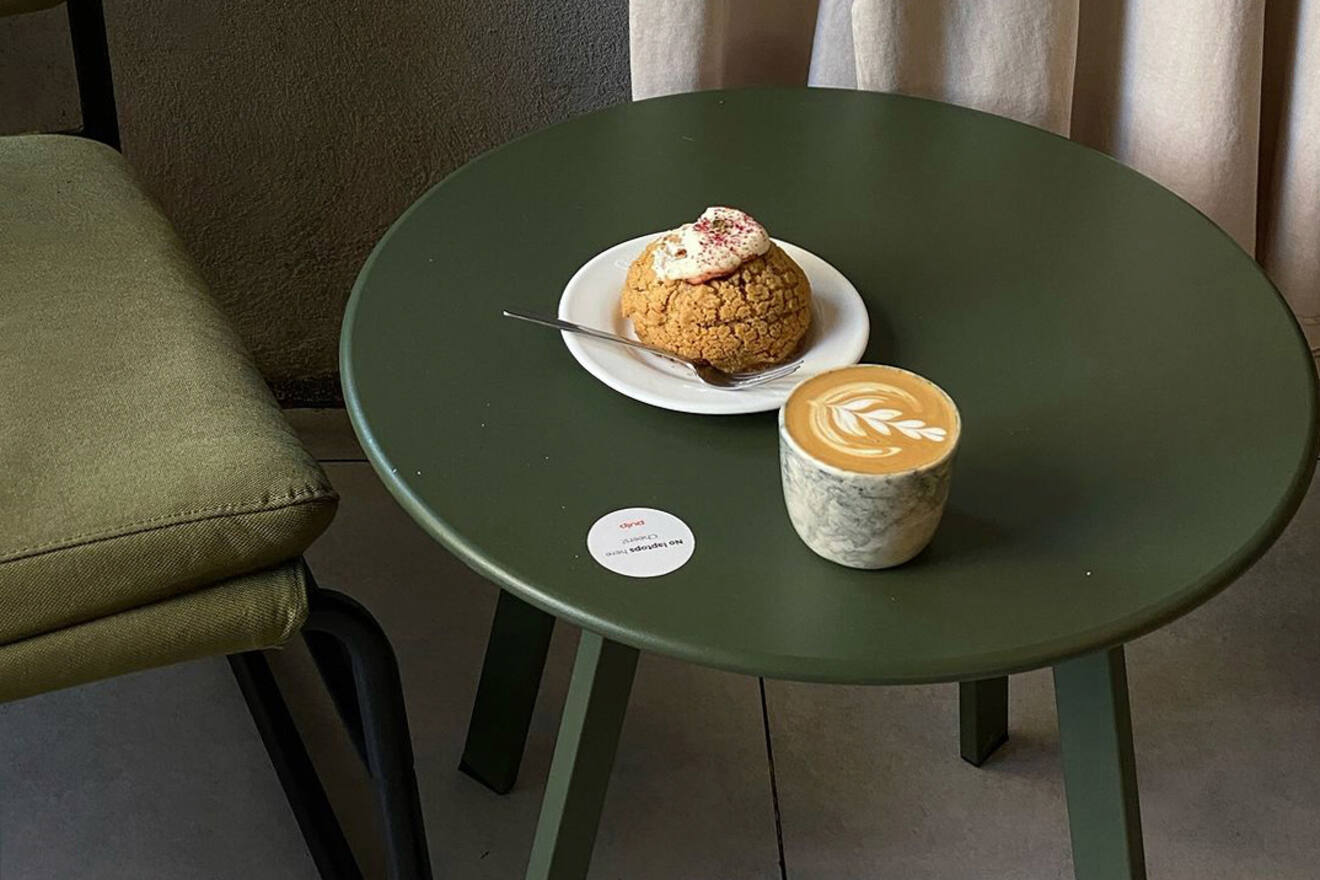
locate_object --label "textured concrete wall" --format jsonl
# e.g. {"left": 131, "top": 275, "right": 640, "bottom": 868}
{"left": 1, "top": 0, "right": 630, "bottom": 403}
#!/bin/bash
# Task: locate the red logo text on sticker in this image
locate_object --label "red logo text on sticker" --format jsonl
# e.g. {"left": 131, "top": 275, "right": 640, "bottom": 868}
{"left": 588, "top": 507, "right": 695, "bottom": 578}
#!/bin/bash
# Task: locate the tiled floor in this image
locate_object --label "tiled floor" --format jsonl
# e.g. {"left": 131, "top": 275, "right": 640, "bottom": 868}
{"left": 2, "top": 408, "right": 1317, "bottom": 879}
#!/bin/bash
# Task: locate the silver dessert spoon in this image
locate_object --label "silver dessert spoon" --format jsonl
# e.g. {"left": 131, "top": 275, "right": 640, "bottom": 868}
{"left": 502, "top": 309, "right": 802, "bottom": 389}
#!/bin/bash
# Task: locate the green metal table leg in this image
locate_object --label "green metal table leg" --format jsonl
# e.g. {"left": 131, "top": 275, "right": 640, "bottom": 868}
{"left": 526, "top": 631, "right": 638, "bottom": 880}
{"left": 960, "top": 675, "right": 1009, "bottom": 766}
{"left": 1053, "top": 646, "right": 1146, "bottom": 880}
{"left": 461, "top": 589, "right": 557, "bottom": 794}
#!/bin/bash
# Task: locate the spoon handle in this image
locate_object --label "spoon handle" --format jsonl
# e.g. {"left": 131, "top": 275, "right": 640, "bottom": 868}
{"left": 501, "top": 309, "right": 695, "bottom": 366}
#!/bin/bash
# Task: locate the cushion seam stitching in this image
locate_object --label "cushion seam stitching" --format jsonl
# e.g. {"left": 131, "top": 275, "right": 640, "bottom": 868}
{"left": 1, "top": 486, "right": 336, "bottom": 562}
{"left": 0, "top": 567, "right": 308, "bottom": 650}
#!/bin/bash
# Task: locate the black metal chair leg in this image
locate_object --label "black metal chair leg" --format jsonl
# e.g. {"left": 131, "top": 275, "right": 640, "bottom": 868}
{"left": 229, "top": 651, "right": 364, "bottom": 880}
{"left": 303, "top": 586, "right": 434, "bottom": 880}
{"left": 65, "top": 0, "right": 121, "bottom": 149}
{"left": 305, "top": 629, "right": 368, "bottom": 764}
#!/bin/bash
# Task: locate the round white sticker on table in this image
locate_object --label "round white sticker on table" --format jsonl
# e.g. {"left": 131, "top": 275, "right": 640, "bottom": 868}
{"left": 586, "top": 507, "right": 696, "bottom": 577}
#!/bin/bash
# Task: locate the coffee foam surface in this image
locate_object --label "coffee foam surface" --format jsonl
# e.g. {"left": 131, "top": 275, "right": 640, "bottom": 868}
{"left": 783, "top": 365, "right": 959, "bottom": 474}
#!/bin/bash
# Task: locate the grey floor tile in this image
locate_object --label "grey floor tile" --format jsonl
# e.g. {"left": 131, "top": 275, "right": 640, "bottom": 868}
{"left": 767, "top": 471, "right": 1320, "bottom": 879}
{"left": 0, "top": 659, "right": 317, "bottom": 880}
{"left": 299, "top": 462, "right": 781, "bottom": 879}
{"left": 767, "top": 671, "right": 1070, "bottom": 879}
{"left": 286, "top": 407, "right": 366, "bottom": 461}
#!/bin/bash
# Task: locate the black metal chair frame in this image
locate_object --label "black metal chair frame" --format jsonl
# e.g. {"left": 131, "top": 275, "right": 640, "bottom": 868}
{"left": 230, "top": 567, "right": 433, "bottom": 880}
{"left": 19, "top": 4, "right": 433, "bottom": 875}
{"left": 63, "top": 0, "right": 120, "bottom": 149}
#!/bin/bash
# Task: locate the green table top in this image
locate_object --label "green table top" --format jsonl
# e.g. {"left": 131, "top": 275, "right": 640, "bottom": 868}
{"left": 342, "top": 88, "right": 1317, "bottom": 685}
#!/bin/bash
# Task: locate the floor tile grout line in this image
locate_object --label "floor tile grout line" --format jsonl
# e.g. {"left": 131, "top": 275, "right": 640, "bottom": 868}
{"left": 758, "top": 677, "right": 789, "bottom": 880}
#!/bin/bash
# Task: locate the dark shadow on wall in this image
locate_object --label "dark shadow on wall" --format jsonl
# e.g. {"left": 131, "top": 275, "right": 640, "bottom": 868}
{"left": 1069, "top": 0, "right": 1128, "bottom": 153}
{"left": 1256, "top": 0, "right": 1301, "bottom": 263}
{"left": 718, "top": 0, "right": 820, "bottom": 88}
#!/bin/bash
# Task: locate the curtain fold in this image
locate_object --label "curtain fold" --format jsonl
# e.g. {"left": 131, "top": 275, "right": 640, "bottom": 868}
{"left": 630, "top": 0, "right": 1320, "bottom": 350}
{"left": 847, "top": 0, "right": 1079, "bottom": 134}
{"left": 1070, "top": 0, "right": 1267, "bottom": 250}
{"left": 1258, "top": 0, "right": 1320, "bottom": 344}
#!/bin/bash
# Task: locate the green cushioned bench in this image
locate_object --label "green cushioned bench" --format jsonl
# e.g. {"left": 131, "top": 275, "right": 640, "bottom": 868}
{"left": 1, "top": 4, "right": 433, "bottom": 876}
{"left": 0, "top": 133, "right": 431, "bottom": 880}
{"left": 0, "top": 135, "right": 335, "bottom": 696}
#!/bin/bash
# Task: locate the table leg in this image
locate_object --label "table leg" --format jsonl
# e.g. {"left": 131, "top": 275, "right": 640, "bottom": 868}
{"left": 1053, "top": 646, "right": 1146, "bottom": 880}
{"left": 526, "top": 631, "right": 638, "bottom": 880}
{"left": 460, "top": 589, "right": 557, "bottom": 794}
{"left": 959, "top": 676, "right": 1009, "bottom": 766}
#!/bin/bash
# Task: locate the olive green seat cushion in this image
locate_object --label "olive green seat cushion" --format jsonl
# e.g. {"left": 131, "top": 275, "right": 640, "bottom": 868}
{"left": 0, "top": 135, "right": 336, "bottom": 699}
{"left": 0, "top": 563, "right": 310, "bottom": 703}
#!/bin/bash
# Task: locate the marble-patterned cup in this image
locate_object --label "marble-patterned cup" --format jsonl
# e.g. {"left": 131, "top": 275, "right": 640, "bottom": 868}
{"left": 778, "top": 364, "right": 960, "bottom": 569}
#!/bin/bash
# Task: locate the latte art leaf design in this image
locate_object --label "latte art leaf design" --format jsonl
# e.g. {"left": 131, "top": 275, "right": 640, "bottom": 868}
{"left": 825, "top": 402, "right": 947, "bottom": 443}
{"left": 804, "top": 381, "right": 951, "bottom": 461}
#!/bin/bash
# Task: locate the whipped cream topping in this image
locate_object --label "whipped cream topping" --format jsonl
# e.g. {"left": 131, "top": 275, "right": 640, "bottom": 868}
{"left": 651, "top": 206, "right": 771, "bottom": 283}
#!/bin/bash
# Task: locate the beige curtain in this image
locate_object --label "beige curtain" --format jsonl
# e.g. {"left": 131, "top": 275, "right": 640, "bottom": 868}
{"left": 630, "top": 0, "right": 1320, "bottom": 351}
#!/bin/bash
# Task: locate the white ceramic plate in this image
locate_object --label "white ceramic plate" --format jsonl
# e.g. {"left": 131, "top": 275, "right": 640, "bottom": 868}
{"left": 558, "top": 233, "right": 870, "bottom": 415}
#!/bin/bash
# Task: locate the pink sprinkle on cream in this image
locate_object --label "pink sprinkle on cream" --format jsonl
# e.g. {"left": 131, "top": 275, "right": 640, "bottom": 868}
{"left": 651, "top": 207, "right": 771, "bottom": 283}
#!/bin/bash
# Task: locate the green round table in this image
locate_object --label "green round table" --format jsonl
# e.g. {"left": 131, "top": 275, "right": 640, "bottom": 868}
{"left": 342, "top": 88, "right": 1317, "bottom": 880}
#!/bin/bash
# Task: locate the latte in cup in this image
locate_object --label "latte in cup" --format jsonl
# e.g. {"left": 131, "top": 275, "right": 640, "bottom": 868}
{"left": 779, "top": 365, "right": 960, "bottom": 569}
